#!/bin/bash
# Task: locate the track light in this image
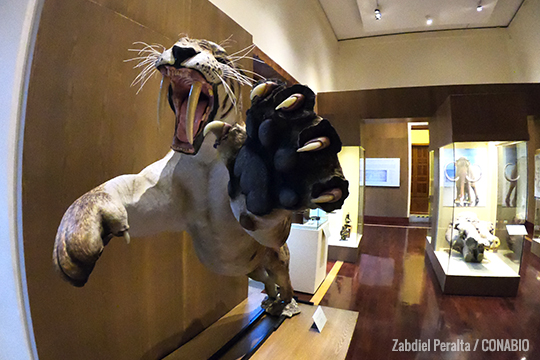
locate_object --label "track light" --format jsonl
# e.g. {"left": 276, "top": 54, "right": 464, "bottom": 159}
{"left": 426, "top": 16, "right": 433, "bottom": 25}
{"left": 375, "top": 8, "right": 382, "bottom": 20}
{"left": 477, "top": 5, "right": 483, "bottom": 11}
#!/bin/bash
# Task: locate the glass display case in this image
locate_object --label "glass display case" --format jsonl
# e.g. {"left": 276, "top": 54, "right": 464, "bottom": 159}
{"left": 327, "top": 146, "right": 365, "bottom": 262}
{"left": 531, "top": 150, "right": 540, "bottom": 257}
{"left": 290, "top": 208, "right": 328, "bottom": 230}
{"left": 427, "top": 150, "right": 435, "bottom": 243}
{"left": 427, "top": 141, "right": 527, "bottom": 296}
{"left": 358, "top": 146, "right": 365, "bottom": 241}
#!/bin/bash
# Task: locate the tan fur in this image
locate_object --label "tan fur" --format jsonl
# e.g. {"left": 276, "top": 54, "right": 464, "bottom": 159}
{"left": 53, "top": 38, "right": 300, "bottom": 315}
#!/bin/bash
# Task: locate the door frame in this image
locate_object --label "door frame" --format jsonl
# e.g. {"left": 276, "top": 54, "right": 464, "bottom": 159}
{"left": 408, "top": 122, "right": 429, "bottom": 217}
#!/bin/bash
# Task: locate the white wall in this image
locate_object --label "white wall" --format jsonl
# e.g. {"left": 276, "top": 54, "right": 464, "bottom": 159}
{"left": 212, "top": 1, "right": 540, "bottom": 92}
{"left": 0, "top": 0, "right": 42, "bottom": 359}
{"left": 335, "top": 28, "right": 514, "bottom": 91}
{"left": 209, "top": 0, "right": 339, "bottom": 92}
{"left": 507, "top": 0, "right": 540, "bottom": 83}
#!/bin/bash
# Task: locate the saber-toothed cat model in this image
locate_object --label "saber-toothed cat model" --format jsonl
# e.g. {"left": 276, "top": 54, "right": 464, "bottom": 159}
{"left": 53, "top": 37, "right": 349, "bottom": 317}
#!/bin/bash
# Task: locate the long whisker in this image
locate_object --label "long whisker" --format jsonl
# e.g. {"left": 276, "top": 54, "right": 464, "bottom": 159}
{"left": 228, "top": 43, "right": 256, "bottom": 57}
{"left": 133, "top": 58, "right": 158, "bottom": 68}
{"left": 217, "top": 73, "right": 237, "bottom": 108}
{"left": 131, "top": 64, "right": 156, "bottom": 88}
{"left": 230, "top": 55, "right": 265, "bottom": 64}
{"left": 228, "top": 68, "right": 265, "bottom": 81}
{"left": 136, "top": 71, "right": 158, "bottom": 94}
{"left": 222, "top": 68, "right": 256, "bottom": 86}
{"left": 219, "top": 35, "right": 235, "bottom": 49}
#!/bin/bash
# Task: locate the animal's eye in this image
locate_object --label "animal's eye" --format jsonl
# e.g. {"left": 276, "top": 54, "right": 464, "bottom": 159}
{"left": 216, "top": 57, "right": 230, "bottom": 65}
{"left": 199, "top": 41, "right": 212, "bottom": 51}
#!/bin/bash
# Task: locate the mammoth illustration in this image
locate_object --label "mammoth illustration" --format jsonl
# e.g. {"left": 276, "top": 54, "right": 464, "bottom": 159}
{"left": 445, "top": 157, "right": 482, "bottom": 207}
{"left": 504, "top": 163, "right": 519, "bottom": 207}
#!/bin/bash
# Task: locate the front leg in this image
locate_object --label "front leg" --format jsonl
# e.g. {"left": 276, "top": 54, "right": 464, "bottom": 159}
{"left": 206, "top": 81, "right": 349, "bottom": 317}
{"left": 53, "top": 151, "right": 181, "bottom": 286}
{"left": 205, "top": 81, "right": 349, "bottom": 249}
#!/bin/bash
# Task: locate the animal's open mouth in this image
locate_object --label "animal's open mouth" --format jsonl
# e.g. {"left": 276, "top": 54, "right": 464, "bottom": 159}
{"left": 159, "top": 66, "right": 214, "bottom": 154}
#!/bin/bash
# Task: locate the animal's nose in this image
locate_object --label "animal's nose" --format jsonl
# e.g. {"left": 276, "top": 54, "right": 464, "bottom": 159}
{"left": 172, "top": 46, "right": 198, "bottom": 66}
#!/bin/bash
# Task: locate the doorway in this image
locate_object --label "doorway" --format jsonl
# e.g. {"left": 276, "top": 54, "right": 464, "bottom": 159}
{"left": 410, "top": 145, "right": 430, "bottom": 214}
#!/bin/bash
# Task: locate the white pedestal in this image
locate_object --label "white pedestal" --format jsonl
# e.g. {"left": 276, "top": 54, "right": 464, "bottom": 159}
{"left": 287, "top": 221, "right": 329, "bottom": 294}
{"left": 327, "top": 232, "right": 362, "bottom": 263}
{"left": 532, "top": 238, "right": 540, "bottom": 258}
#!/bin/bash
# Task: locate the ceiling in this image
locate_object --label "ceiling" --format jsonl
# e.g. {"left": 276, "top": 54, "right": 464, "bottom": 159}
{"left": 318, "top": 0, "right": 524, "bottom": 40}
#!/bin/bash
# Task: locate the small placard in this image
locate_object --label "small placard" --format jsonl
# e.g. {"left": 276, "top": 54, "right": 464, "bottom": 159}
{"left": 506, "top": 224, "right": 528, "bottom": 236}
{"left": 312, "top": 306, "right": 327, "bottom": 333}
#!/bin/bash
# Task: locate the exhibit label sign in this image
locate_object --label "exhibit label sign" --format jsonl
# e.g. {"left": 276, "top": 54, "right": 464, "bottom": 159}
{"left": 312, "top": 306, "right": 328, "bottom": 332}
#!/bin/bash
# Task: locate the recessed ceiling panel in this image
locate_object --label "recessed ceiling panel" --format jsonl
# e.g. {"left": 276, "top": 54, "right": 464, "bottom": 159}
{"left": 358, "top": 0, "right": 497, "bottom": 33}
{"left": 319, "top": 0, "right": 523, "bottom": 40}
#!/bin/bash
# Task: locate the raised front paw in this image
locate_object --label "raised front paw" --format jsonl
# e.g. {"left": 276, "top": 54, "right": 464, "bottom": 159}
{"left": 229, "top": 81, "right": 349, "bottom": 216}
{"left": 53, "top": 187, "right": 129, "bottom": 286}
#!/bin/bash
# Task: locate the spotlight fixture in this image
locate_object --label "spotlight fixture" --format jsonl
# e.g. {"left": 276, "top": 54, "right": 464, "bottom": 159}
{"left": 426, "top": 16, "right": 433, "bottom": 25}
{"left": 375, "top": 8, "right": 382, "bottom": 20}
{"left": 477, "top": 5, "right": 483, "bottom": 11}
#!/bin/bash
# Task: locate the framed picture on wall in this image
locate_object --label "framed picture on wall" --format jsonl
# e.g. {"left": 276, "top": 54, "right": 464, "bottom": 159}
{"left": 365, "top": 158, "right": 400, "bottom": 187}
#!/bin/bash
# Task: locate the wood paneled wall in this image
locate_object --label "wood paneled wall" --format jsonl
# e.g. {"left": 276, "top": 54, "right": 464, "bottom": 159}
{"left": 430, "top": 93, "right": 529, "bottom": 150}
{"left": 361, "top": 122, "right": 410, "bottom": 218}
{"left": 22, "top": 0, "right": 251, "bottom": 359}
{"left": 320, "top": 84, "right": 540, "bottom": 221}
{"left": 319, "top": 83, "right": 540, "bottom": 147}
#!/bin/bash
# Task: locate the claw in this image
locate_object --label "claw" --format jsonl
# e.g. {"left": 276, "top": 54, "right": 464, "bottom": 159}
{"left": 312, "top": 188, "right": 343, "bottom": 203}
{"left": 123, "top": 231, "right": 131, "bottom": 245}
{"left": 297, "top": 137, "right": 330, "bottom": 152}
{"left": 203, "top": 121, "right": 226, "bottom": 137}
{"left": 312, "top": 194, "right": 335, "bottom": 203}
{"left": 250, "top": 82, "right": 277, "bottom": 101}
{"left": 275, "top": 93, "right": 304, "bottom": 111}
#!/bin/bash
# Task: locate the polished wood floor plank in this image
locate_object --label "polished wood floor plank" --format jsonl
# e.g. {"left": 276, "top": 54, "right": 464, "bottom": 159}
{"left": 320, "top": 224, "right": 540, "bottom": 360}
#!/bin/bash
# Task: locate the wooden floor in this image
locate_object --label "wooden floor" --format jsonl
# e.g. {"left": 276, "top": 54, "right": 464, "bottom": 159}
{"left": 313, "top": 223, "right": 540, "bottom": 360}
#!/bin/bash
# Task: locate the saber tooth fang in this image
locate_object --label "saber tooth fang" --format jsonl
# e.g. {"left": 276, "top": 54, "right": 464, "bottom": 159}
{"left": 186, "top": 81, "right": 203, "bottom": 145}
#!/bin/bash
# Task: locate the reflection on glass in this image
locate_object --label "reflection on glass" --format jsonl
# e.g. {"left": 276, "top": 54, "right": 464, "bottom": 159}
{"left": 358, "top": 147, "right": 365, "bottom": 241}
{"left": 427, "top": 150, "right": 434, "bottom": 243}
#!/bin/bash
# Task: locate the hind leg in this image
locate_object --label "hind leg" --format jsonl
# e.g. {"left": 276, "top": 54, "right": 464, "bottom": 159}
{"left": 263, "top": 245, "right": 300, "bottom": 317}
{"left": 249, "top": 245, "right": 300, "bottom": 317}
{"left": 248, "top": 265, "right": 278, "bottom": 306}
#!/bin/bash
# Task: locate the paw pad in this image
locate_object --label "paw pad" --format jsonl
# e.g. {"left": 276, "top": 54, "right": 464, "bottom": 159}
{"left": 230, "top": 81, "right": 349, "bottom": 216}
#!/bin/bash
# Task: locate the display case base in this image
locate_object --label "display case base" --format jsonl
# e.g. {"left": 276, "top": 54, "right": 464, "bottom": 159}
{"left": 328, "top": 233, "right": 362, "bottom": 263}
{"left": 425, "top": 238, "right": 520, "bottom": 297}
{"left": 531, "top": 238, "right": 540, "bottom": 258}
